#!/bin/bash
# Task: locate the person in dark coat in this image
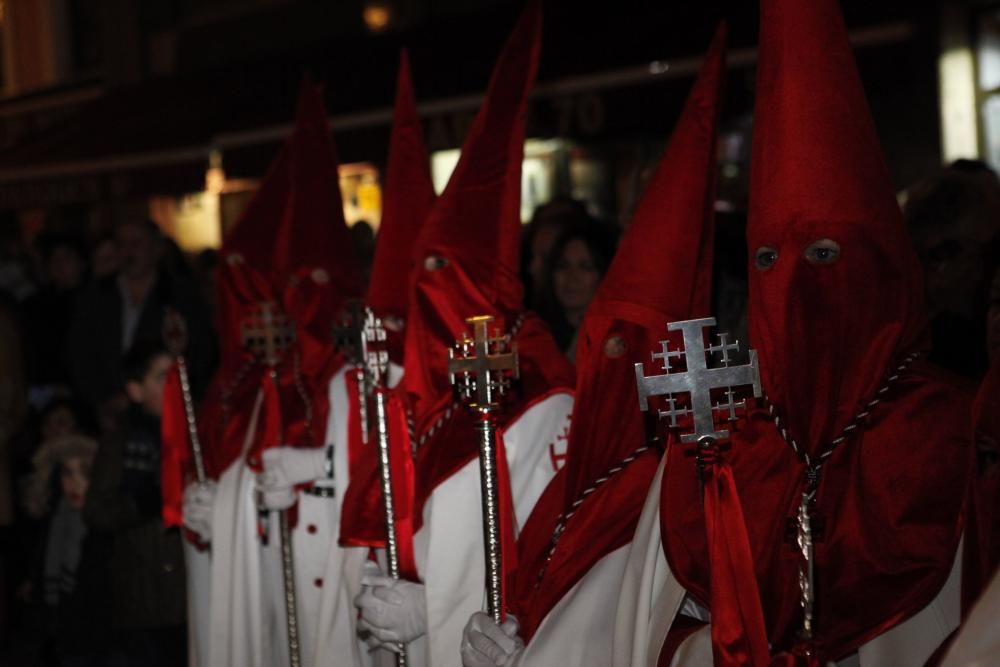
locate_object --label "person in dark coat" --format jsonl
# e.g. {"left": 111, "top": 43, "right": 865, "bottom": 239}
{"left": 83, "top": 340, "right": 186, "bottom": 667}
{"left": 67, "top": 219, "right": 215, "bottom": 433}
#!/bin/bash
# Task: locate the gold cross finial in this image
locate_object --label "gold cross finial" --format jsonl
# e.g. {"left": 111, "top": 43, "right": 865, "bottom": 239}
{"left": 448, "top": 315, "right": 520, "bottom": 410}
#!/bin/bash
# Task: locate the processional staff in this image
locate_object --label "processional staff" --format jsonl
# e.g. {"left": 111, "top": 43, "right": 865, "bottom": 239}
{"left": 361, "top": 309, "right": 409, "bottom": 666}
{"left": 163, "top": 309, "right": 207, "bottom": 484}
{"left": 241, "top": 301, "right": 302, "bottom": 667}
{"left": 448, "top": 315, "right": 520, "bottom": 624}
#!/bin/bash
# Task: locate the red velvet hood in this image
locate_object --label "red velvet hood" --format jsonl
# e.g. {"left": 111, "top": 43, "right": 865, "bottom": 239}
{"left": 512, "top": 23, "right": 726, "bottom": 639}
{"left": 199, "top": 81, "right": 362, "bottom": 477}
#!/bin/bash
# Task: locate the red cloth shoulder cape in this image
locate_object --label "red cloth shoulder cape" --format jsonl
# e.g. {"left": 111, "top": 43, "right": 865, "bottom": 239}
{"left": 660, "top": 360, "right": 973, "bottom": 661}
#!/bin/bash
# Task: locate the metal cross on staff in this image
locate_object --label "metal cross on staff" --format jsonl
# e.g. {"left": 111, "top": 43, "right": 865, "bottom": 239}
{"left": 335, "top": 299, "right": 373, "bottom": 444}
{"left": 240, "top": 301, "right": 302, "bottom": 667}
{"left": 242, "top": 302, "right": 296, "bottom": 368}
{"left": 363, "top": 309, "right": 408, "bottom": 666}
{"left": 635, "top": 317, "right": 761, "bottom": 445}
{"left": 448, "top": 315, "right": 519, "bottom": 624}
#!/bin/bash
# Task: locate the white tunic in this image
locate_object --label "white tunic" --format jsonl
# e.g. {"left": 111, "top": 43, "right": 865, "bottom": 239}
{"left": 206, "top": 389, "right": 289, "bottom": 667}
{"left": 373, "top": 390, "right": 574, "bottom": 667}
{"left": 311, "top": 363, "right": 403, "bottom": 667}
{"left": 183, "top": 539, "right": 212, "bottom": 666}
{"left": 940, "top": 567, "right": 1000, "bottom": 667}
{"left": 510, "top": 545, "right": 632, "bottom": 666}
{"left": 612, "top": 456, "right": 963, "bottom": 667}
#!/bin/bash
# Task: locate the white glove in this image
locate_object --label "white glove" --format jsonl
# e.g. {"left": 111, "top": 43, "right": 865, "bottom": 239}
{"left": 460, "top": 612, "right": 524, "bottom": 667}
{"left": 354, "top": 562, "right": 427, "bottom": 649}
{"left": 182, "top": 481, "right": 217, "bottom": 543}
{"left": 255, "top": 447, "right": 326, "bottom": 510}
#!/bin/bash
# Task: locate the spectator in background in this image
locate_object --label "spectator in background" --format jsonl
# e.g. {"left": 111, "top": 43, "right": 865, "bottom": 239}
{"left": 89, "top": 235, "right": 119, "bottom": 282}
{"left": 68, "top": 219, "right": 216, "bottom": 433}
{"left": 0, "top": 214, "right": 36, "bottom": 302}
{"left": 83, "top": 340, "right": 186, "bottom": 667}
{"left": 0, "top": 293, "right": 26, "bottom": 651}
{"left": 22, "top": 233, "right": 88, "bottom": 396}
{"left": 22, "top": 434, "right": 111, "bottom": 666}
{"left": 537, "top": 219, "right": 619, "bottom": 361}
{"left": 904, "top": 159, "right": 1000, "bottom": 378}
{"left": 521, "top": 197, "right": 591, "bottom": 310}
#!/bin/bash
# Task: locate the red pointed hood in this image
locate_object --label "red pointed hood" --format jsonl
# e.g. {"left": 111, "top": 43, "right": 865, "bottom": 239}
{"left": 367, "top": 50, "right": 435, "bottom": 361}
{"left": 402, "top": 0, "right": 542, "bottom": 427}
{"left": 747, "top": 0, "right": 926, "bottom": 456}
{"left": 564, "top": 24, "right": 724, "bottom": 499}
{"left": 512, "top": 25, "right": 726, "bottom": 639}
{"left": 339, "top": 2, "right": 574, "bottom": 554}
{"left": 200, "top": 81, "right": 361, "bottom": 476}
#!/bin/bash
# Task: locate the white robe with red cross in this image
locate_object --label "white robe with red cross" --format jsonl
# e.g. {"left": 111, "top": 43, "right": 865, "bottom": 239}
{"left": 366, "top": 390, "right": 574, "bottom": 667}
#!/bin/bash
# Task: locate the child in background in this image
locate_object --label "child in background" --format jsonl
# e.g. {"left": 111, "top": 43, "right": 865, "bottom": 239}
{"left": 23, "top": 433, "right": 111, "bottom": 666}
{"left": 83, "top": 339, "right": 186, "bottom": 667}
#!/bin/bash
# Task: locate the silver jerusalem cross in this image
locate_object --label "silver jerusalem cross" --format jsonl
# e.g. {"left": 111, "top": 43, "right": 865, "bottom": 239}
{"left": 635, "top": 317, "right": 761, "bottom": 443}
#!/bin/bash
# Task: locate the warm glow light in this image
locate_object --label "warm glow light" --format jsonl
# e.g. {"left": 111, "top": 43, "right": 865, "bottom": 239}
{"left": 340, "top": 161, "right": 382, "bottom": 230}
{"left": 363, "top": 4, "right": 392, "bottom": 32}
{"left": 939, "top": 47, "right": 980, "bottom": 162}
{"left": 205, "top": 149, "right": 226, "bottom": 194}
{"left": 174, "top": 193, "right": 223, "bottom": 251}
{"left": 205, "top": 166, "right": 226, "bottom": 194}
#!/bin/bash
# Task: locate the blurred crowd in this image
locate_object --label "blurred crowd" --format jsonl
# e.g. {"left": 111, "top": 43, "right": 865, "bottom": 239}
{"left": 0, "top": 154, "right": 997, "bottom": 665}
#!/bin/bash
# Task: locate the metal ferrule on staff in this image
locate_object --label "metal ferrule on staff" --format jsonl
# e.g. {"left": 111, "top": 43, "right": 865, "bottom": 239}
{"left": 448, "top": 315, "right": 520, "bottom": 624}
{"left": 363, "top": 309, "right": 408, "bottom": 665}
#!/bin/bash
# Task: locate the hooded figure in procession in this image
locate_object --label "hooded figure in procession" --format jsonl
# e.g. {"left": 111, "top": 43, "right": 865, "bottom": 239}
{"left": 456, "top": 22, "right": 728, "bottom": 667}
{"left": 173, "top": 81, "right": 365, "bottom": 667}
{"left": 255, "top": 50, "right": 438, "bottom": 667}
{"left": 614, "top": 0, "right": 974, "bottom": 664}
{"left": 339, "top": 3, "right": 576, "bottom": 665}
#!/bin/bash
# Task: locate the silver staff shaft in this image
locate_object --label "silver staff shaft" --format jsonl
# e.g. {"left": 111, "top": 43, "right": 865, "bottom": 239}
{"left": 264, "top": 363, "right": 301, "bottom": 667}
{"left": 475, "top": 408, "right": 504, "bottom": 624}
{"left": 175, "top": 356, "right": 207, "bottom": 484}
{"left": 373, "top": 389, "right": 408, "bottom": 665}
{"left": 279, "top": 509, "right": 301, "bottom": 667}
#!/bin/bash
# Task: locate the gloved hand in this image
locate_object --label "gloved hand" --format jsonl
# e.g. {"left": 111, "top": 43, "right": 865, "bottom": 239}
{"left": 354, "top": 562, "right": 427, "bottom": 649}
{"left": 183, "top": 481, "right": 217, "bottom": 543}
{"left": 460, "top": 612, "right": 524, "bottom": 667}
{"left": 255, "top": 447, "right": 326, "bottom": 511}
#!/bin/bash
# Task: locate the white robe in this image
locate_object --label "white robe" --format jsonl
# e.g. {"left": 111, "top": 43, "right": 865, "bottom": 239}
{"left": 612, "top": 456, "right": 963, "bottom": 667}
{"left": 376, "top": 390, "right": 574, "bottom": 667}
{"left": 206, "top": 389, "right": 289, "bottom": 667}
{"left": 510, "top": 545, "right": 632, "bottom": 666}
{"left": 310, "top": 363, "right": 403, "bottom": 667}
{"left": 183, "top": 539, "right": 212, "bottom": 666}
{"left": 940, "top": 567, "right": 1000, "bottom": 667}
{"left": 203, "top": 363, "right": 400, "bottom": 667}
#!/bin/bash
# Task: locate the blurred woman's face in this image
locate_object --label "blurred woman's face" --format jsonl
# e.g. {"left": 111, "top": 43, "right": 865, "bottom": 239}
{"left": 60, "top": 457, "right": 90, "bottom": 510}
{"left": 553, "top": 239, "right": 601, "bottom": 321}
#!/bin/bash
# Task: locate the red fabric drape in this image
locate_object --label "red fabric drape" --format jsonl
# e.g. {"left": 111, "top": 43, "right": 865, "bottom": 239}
{"left": 160, "top": 364, "right": 189, "bottom": 528}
